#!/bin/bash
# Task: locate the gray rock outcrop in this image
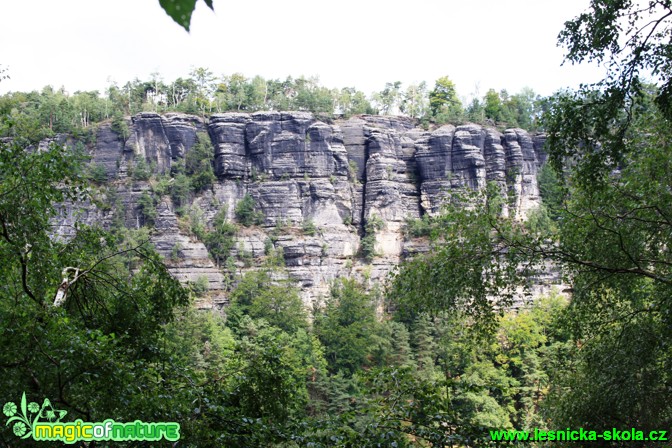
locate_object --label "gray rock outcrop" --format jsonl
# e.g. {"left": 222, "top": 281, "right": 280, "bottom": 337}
{"left": 53, "top": 112, "right": 555, "bottom": 309}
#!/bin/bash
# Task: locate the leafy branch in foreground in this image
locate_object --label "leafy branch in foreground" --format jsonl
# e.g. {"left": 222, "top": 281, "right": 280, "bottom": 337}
{"left": 550, "top": 0, "right": 672, "bottom": 185}
{"left": 158, "top": 0, "right": 214, "bottom": 31}
{"left": 0, "top": 135, "right": 192, "bottom": 440}
{"left": 389, "top": 185, "right": 544, "bottom": 329}
{"left": 393, "top": 80, "right": 672, "bottom": 433}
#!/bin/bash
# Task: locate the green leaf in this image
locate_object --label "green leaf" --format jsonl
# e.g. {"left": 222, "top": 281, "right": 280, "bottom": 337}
{"left": 20, "top": 393, "right": 27, "bottom": 421}
{"left": 158, "top": 0, "right": 198, "bottom": 31}
{"left": 5, "top": 416, "right": 26, "bottom": 425}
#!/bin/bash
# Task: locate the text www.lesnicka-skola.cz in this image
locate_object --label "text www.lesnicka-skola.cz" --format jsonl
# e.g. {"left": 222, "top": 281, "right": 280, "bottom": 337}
{"left": 490, "top": 428, "right": 668, "bottom": 442}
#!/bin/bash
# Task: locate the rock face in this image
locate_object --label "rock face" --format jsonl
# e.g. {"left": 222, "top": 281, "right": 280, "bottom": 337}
{"left": 54, "top": 112, "right": 556, "bottom": 309}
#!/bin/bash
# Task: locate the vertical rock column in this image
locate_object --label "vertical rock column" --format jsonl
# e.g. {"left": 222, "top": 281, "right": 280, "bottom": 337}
{"left": 127, "top": 113, "right": 172, "bottom": 174}
{"left": 450, "top": 124, "right": 487, "bottom": 191}
{"left": 416, "top": 125, "right": 455, "bottom": 215}
{"left": 210, "top": 113, "right": 251, "bottom": 179}
{"left": 503, "top": 129, "right": 541, "bottom": 219}
{"left": 361, "top": 120, "right": 424, "bottom": 274}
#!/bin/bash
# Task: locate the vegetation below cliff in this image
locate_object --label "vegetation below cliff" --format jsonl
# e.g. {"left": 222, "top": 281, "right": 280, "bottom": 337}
{"left": 0, "top": 127, "right": 572, "bottom": 444}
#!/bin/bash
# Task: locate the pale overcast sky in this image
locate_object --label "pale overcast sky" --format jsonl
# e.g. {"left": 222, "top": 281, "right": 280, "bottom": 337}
{"left": 0, "top": 0, "right": 604, "bottom": 100}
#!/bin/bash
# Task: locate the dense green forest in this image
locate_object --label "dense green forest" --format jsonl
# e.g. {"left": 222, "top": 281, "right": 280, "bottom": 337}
{"left": 2, "top": 0, "right": 672, "bottom": 446}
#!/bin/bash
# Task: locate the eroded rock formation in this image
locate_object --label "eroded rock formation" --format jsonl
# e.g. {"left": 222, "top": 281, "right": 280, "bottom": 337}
{"left": 53, "top": 112, "right": 557, "bottom": 308}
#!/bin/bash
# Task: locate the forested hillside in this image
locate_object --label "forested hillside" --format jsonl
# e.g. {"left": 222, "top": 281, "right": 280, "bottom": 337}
{"left": 0, "top": 70, "right": 544, "bottom": 144}
{"left": 2, "top": 0, "right": 672, "bottom": 445}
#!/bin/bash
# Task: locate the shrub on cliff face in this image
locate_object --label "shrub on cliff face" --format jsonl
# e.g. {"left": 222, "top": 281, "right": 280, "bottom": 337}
{"left": 137, "top": 190, "right": 157, "bottom": 227}
{"left": 302, "top": 219, "right": 317, "bottom": 236}
{"left": 87, "top": 162, "right": 108, "bottom": 185}
{"left": 170, "top": 172, "right": 192, "bottom": 214}
{"left": 185, "top": 132, "right": 215, "bottom": 192}
{"left": 235, "top": 194, "right": 264, "bottom": 227}
{"left": 359, "top": 214, "right": 383, "bottom": 261}
{"left": 111, "top": 113, "right": 130, "bottom": 141}
{"left": 131, "top": 155, "right": 151, "bottom": 181}
{"left": 403, "top": 214, "right": 436, "bottom": 239}
{"left": 189, "top": 275, "right": 210, "bottom": 298}
{"left": 203, "top": 207, "right": 237, "bottom": 266}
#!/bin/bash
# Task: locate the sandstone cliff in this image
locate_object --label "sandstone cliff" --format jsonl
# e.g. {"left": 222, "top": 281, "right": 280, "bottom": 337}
{"left": 53, "top": 112, "right": 557, "bottom": 308}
